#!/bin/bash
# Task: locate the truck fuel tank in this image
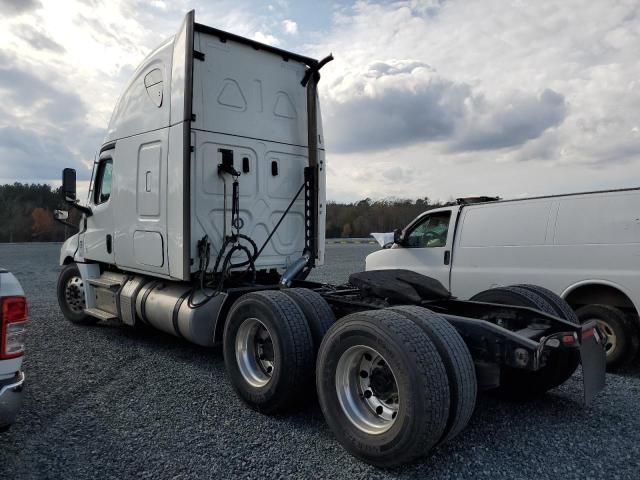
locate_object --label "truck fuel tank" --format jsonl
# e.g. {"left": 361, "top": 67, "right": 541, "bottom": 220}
{"left": 133, "top": 280, "right": 226, "bottom": 347}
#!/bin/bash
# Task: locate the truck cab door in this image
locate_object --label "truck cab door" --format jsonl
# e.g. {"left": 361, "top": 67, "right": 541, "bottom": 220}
{"left": 387, "top": 208, "right": 456, "bottom": 290}
{"left": 81, "top": 150, "right": 115, "bottom": 264}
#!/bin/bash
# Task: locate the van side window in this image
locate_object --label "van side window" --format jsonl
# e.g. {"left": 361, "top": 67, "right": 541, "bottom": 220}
{"left": 406, "top": 212, "right": 451, "bottom": 248}
{"left": 94, "top": 159, "right": 113, "bottom": 205}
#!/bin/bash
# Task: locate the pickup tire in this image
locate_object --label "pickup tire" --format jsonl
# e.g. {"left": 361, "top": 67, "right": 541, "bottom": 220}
{"left": 316, "top": 309, "right": 449, "bottom": 467}
{"left": 470, "top": 286, "right": 579, "bottom": 397}
{"left": 56, "top": 263, "right": 97, "bottom": 325}
{"left": 576, "top": 304, "right": 639, "bottom": 369}
{"left": 388, "top": 305, "right": 476, "bottom": 445}
{"left": 282, "top": 288, "right": 336, "bottom": 348}
{"left": 223, "top": 290, "right": 314, "bottom": 414}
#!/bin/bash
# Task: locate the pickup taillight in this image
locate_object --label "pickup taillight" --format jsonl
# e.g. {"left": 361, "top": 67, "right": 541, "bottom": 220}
{"left": 1, "top": 296, "right": 27, "bottom": 359}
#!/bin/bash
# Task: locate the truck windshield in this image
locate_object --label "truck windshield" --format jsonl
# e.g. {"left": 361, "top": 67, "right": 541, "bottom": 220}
{"left": 406, "top": 212, "right": 451, "bottom": 248}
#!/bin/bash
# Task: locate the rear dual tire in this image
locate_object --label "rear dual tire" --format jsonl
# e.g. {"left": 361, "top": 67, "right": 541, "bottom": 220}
{"left": 389, "top": 306, "right": 477, "bottom": 444}
{"left": 223, "top": 288, "right": 335, "bottom": 414}
{"left": 316, "top": 309, "right": 451, "bottom": 467}
{"left": 224, "top": 293, "right": 477, "bottom": 466}
{"left": 470, "top": 285, "right": 580, "bottom": 398}
{"left": 223, "top": 290, "right": 314, "bottom": 414}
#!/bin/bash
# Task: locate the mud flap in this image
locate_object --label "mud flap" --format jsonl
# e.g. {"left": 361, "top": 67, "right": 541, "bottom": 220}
{"left": 580, "top": 320, "right": 606, "bottom": 405}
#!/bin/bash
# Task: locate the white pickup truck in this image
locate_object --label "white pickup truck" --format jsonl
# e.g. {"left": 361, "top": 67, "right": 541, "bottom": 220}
{"left": 366, "top": 188, "right": 640, "bottom": 369}
{"left": 0, "top": 268, "right": 27, "bottom": 430}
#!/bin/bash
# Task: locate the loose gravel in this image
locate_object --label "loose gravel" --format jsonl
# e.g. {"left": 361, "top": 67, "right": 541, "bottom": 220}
{"left": 0, "top": 243, "right": 638, "bottom": 479}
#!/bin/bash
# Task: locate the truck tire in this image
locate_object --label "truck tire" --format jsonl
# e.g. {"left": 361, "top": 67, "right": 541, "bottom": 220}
{"left": 576, "top": 304, "right": 639, "bottom": 369}
{"left": 282, "top": 288, "right": 335, "bottom": 348}
{"left": 56, "top": 263, "right": 97, "bottom": 325}
{"left": 223, "top": 290, "right": 314, "bottom": 414}
{"left": 316, "top": 309, "right": 450, "bottom": 467}
{"left": 514, "top": 284, "right": 579, "bottom": 323}
{"left": 388, "top": 305, "right": 477, "bottom": 445}
{"left": 470, "top": 286, "right": 579, "bottom": 397}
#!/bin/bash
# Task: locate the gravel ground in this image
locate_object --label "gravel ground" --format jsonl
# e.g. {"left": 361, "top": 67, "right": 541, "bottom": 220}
{"left": 0, "top": 242, "right": 638, "bottom": 479}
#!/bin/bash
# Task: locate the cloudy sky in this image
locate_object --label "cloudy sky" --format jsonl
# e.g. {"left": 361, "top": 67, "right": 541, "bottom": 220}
{"left": 0, "top": 0, "right": 639, "bottom": 202}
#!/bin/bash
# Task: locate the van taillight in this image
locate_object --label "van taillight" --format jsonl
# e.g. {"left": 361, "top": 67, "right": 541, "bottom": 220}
{"left": 1, "top": 296, "right": 27, "bottom": 359}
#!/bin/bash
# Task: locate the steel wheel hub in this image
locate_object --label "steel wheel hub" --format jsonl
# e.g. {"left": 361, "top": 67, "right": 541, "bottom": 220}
{"left": 65, "top": 276, "right": 86, "bottom": 314}
{"left": 236, "top": 318, "right": 275, "bottom": 388}
{"left": 594, "top": 319, "right": 617, "bottom": 356}
{"left": 335, "top": 345, "right": 400, "bottom": 435}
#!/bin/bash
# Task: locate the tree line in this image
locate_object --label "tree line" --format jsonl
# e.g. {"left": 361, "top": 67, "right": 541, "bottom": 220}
{"left": 326, "top": 197, "right": 448, "bottom": 238}
{"left": 0, "top": 183, "right": 75, "bottom": 242}
{"left": 0, "top": 183, "right": 446, "bottom": 242}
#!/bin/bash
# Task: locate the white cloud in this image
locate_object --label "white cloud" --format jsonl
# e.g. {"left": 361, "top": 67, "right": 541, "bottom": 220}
{"left": 0, "top": 0, "right": 283, "bottom": 180}
{"left": 252, "top": 31, "right": 280, "bottom": 46}
{"left": 282, "top": 19, "right": 298, "bottom": 35}
{"left": 308, "top": 0, "right": 640, "bottom": 201}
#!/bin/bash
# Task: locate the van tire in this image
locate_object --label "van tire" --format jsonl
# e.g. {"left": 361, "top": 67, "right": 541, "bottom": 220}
{"left": 388, "top": 305, "right": 477, "bottom": 444}
{"left": 223, "top": 291, "right": 314, "bottom": 414}
{"left": 576, "top": 304, "right": 639, "bottom": 369}
{"left": 56, "top": 263, "right": 97, "bottom": 325}
{"left": 470, "top": 286, "right": 579, "bottom": 397}
{"left": 282, "top": 288, "right": 335, "bottom": 349}
{"left": 316, "top": 309, "right": 450, "bottom": 467}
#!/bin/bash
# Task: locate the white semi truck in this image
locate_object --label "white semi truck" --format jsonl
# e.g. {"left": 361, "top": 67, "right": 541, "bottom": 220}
{"left": 56, "top": 11, "right": 607, "bottom": 467}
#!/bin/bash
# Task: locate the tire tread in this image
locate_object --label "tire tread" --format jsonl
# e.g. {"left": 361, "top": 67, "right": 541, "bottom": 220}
{"left": 389, "top": 305, "right": 476, "bottom": 444}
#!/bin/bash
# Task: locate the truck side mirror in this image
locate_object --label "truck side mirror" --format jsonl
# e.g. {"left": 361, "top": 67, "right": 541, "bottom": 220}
{"left": 62, "top": 168, "right": 77, "bottom": 202}
{"left": 393, "top": 228, "right": 403, "bottom": 245}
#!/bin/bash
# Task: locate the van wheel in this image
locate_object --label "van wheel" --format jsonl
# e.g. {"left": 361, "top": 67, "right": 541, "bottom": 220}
{"left": 56, "top": 263, "right": 97, "bottom": 325}
{"left": 316, "top": 309, "right": 449, "bottom": 467}
{"left": 223, "top": 291, "right": 314, "bottom": 414}
{"left": 282, "top": 288, "right": 336, "bottom": 348}
{"left": 388, "top": 305, "right": 476, "bottom": 444}
{"left": 470, "top": 286, "right": 579, "bottom": 397}
{"left": 576, "top": 304, "right": 639, "bottom": 369}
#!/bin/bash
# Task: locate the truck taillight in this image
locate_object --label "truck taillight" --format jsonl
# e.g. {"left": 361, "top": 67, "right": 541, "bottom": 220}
{"left": 1, "top": 296, "right": 27, "bottom": 359}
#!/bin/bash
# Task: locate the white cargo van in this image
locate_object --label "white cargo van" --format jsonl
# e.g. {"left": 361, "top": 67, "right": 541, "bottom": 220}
{"left": 366, "top": 188, "right": 640, "bottom": 368}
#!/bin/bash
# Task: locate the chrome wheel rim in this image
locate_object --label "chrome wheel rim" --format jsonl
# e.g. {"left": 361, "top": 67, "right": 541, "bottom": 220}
{"left": 65, "top": 276, "right": 86, "bottom": 314}
{"left": 236, "top": 318, "right": 275, "bottom": 388}
{"left": 335, "top": 345, "right": 400, "bottom": 435}
{"left": 593, "top": 319, "right": 617, "bottom": 357}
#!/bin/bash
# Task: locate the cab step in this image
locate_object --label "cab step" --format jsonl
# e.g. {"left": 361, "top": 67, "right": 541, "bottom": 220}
{"left": 84, "top": 307, "right": 118, "bottom": 321}
{"left": 87, "top": 274, "right": 124, "bottom": 290}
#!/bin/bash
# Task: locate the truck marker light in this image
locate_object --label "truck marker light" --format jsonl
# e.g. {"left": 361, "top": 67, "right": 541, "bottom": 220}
{"left": 561, "top": 334, "right": 577, "bottom": 345}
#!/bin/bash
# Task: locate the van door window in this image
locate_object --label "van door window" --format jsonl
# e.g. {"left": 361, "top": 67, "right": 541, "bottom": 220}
{"left": 406, "top": 212, "right": 451, "bottom": 248}
{"left": 94, "top": 159, "right": 113, "bottom": 205}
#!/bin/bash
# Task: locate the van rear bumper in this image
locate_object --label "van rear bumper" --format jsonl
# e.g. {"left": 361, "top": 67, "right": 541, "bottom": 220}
{"left": 0, "top": 371, "right": 25, "bottom": 428}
